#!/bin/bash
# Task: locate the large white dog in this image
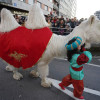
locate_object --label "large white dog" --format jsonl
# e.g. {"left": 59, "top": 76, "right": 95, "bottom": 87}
{"left": 0, "top": 4, "right": 100, "bottom": 88}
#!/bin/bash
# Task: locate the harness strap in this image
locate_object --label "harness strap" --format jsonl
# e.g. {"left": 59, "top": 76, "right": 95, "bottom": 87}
{"left": 71, "top": 66, "right": 83, "bottom": 71}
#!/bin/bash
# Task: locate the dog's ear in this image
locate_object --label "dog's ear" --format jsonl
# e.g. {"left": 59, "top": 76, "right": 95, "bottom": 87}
{"left": 88, "top": 15, "right": 95, "bottom": 25}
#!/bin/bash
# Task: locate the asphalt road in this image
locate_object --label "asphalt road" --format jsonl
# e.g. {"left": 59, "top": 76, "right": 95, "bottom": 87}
{"left": 0, "top": 57, "right": 100, "bottom": 100}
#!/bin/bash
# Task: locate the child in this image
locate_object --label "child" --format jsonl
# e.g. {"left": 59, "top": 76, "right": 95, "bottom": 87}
{"left": 59, "top": 36, "right": 92, "bottom": 99}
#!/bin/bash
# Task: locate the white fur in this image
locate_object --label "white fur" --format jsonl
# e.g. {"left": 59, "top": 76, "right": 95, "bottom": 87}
{"left": 25, "top": 4, "right": 49, "bottom": 29}
{"left": 1, "top": 5, "right": 100, "bottom": 87}
{"left": 27, "top": 13, "right": 100, "bottom": 87}
{"left": 0, "top": 8, "right": 20, "bottom": 32}
{"left": 71, "top": 15, "right": 100, "bottom": 48}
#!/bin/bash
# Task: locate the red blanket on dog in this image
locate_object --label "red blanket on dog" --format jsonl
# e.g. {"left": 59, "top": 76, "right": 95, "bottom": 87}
{"left": 0, "top": 26, "right": 52, "bottom": 69}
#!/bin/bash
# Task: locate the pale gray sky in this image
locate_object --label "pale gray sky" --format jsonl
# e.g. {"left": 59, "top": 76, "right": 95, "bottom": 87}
{"left": 76, "top": 0, "right": 100, "bottom": 19}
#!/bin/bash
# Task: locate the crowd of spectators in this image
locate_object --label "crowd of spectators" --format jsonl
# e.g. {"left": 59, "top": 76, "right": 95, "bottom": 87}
{"left": 13, "top": 13, "right": 86, "bottom": 36}
{"left": 0, "top": 13, "right": 85, "bottom": 36}
{"left": 13, "top": 14, "right": 27, "bottom": 26}
{"left": 45, "top": 14, "right": 86, "bottom": 35}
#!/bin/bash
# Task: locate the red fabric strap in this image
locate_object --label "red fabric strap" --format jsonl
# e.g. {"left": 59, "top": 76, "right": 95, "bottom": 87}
{"left": 71, "top": 66, "right": 83, "bottom": 71}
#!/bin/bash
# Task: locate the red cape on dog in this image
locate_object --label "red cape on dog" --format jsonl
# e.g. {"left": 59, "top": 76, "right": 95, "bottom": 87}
{"left": 0, "top": 26, "right": 52, "bottom": 69}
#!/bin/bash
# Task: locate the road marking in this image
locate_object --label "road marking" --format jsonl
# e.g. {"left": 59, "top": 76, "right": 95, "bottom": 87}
{"left": 54, "top": 57, "right": 67, "bottom": 61}
{"left": 48, "top": 78, "right": 84, "bottom": 100}
{"left": 98, "top": 59, "right": 100, "bottom": 61}
{"left": 86, "top": 63, "right": 100, "bottom": 68}
{"left": 69, "top": 85, "right": 100, "bottom": 96}
{"left": 93, "top": 56, "right": 100, "bottom": 59}
{"left": 48, "top": 78, "right": 100, "bottom": 99}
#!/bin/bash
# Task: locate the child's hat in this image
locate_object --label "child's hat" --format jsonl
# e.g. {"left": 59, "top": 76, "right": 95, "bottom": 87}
{"left": 65, "top": 36, "right": 82, "bottom": 50}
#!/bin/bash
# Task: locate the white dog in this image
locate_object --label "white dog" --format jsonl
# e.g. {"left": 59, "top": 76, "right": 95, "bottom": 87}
{"left": 0, "top": 4, "right": 100, "bottom": 88}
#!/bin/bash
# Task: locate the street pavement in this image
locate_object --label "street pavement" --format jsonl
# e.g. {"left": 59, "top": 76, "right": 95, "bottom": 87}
{"left": 0, "top": 57, "right": 100, "bottom": 100}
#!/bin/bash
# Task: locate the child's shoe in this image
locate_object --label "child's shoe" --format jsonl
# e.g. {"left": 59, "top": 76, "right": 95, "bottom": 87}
{"left": 79, "top": 96, "right": 84, "bottom": 99}
{"left": 75, "top": 96, "right": 84, "bottom": 99}
{"left": 59, "top": 83, "right": 65, "bottom": 90}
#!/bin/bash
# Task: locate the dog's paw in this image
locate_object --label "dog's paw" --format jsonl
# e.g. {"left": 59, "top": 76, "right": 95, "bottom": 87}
{"left": 41, "top": 78, "right": 52, "bottom": 87}
{"left": 6, "top": 65, "right": 14, "bottom": 71}
{"left": 30, "top": 70, "right": 39, "bottom": 78}
{"left": 13, "top": 72, "right": 23, "bottom": 80}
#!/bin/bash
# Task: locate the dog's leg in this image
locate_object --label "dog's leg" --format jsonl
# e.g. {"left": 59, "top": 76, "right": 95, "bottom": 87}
{"left": 30, "top": 67, "right": 39, "bottom": 77}
{"left": 6, "top": 64, "right": 23, "bottom": 80}
{"left": 37, "top": 62, "right": 52, "bottom": 87}
{"left": 13, "top": 68, "right": 23, "bottom": 80}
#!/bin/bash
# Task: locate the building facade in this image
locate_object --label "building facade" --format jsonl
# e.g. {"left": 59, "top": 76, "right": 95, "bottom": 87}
{"left": 34, "top": 0, "right": 53, "bottom": 15}
{"left": 59, "top": 0, "right": 77, "bottom": 18}
{"left": 94, "top": 11, "right": 100, "bottom": 20}
{"left": 52, "top": 0, "right": 60, "bottom": 16}
{"left": 0, "top": 0, "right": 53, "bottom": 16}
{"left": 0, "top": 0, "right": 77, "bottom": 18}
{"left": 0, "top": 0, "right": 31, "bottom": 16}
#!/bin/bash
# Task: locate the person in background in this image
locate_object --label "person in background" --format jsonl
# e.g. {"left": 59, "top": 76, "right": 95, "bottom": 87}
{"left": 70, "top": 18, "right": 76, "bottom": 29}
{"left": 59, "top": 20, "right": 65, "bottom": 35}
{"left": 65, "top": 18, "right": 70, "bottom": 26}
{"left": 14, "top": 14, "right": 19, "bottom": 23}
{"left": 52, "top": 22, "right": 58, "bottom": 35}
{"left": 53, "top": 16, "right": 57, "bottom": 23}
{"left": 64, "top": 24, "right": 71, "bottom": 35}
{"left": 51, "top": 19, "right": 55, "bottom": 27}
{"left": 47, "top": 19, "right": 52, "bottom": 28}
{"left": 56, "top": 18, "right": 60, "bottom": 27}
{"left": 59, "top": 37, "right": 92, "bottom": 99}
{"left": 59, "top": 15, "right": 65, "bottom": 22}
